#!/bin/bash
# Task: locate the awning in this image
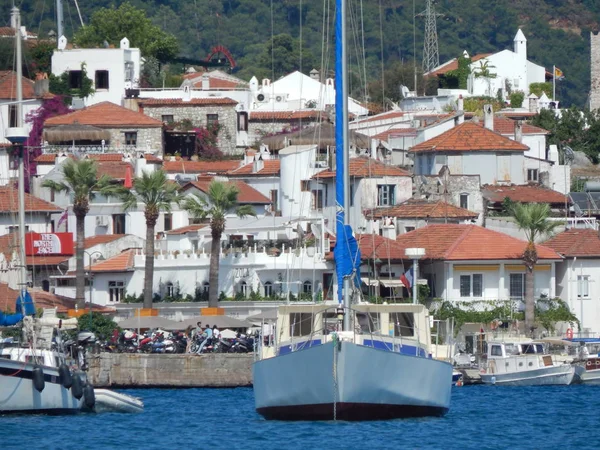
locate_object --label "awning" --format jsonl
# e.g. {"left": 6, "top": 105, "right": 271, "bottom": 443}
{"left": 363, "top": 279, "right": 380, "bottom": 286}
{"left": 43, "top": 124, "right": 111, "bottom": 143}
{"left": 380, "top": 279, "right": 405, "bottom": 288}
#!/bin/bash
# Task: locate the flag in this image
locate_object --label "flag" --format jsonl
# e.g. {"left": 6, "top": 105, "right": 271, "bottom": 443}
{"left": 124, "top": 165, "right": 133, "bottom": 189}
{"left": 400, "top": 267, "right": 413, "bottom": 290}
{"left": 554, "top": 66, "right": 565, "bottom": 80}
{"left": 57, "top": 209, "right": 68, "bottom": 229}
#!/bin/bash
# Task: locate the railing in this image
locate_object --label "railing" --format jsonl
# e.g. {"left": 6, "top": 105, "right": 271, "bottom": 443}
{"left": 42, "top": 144, "right": 157, "bottom": 154}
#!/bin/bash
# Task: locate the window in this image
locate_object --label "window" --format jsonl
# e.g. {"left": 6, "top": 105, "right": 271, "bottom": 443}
{"left": 237, "top": 112, "right": 248, "bottom": 131}
{"left": 300, "top": 180, "right": 310, "bottom": 192}
{"left": 166, "top": 282, "right": 174, "bottom": 297}
{"left": 239, "top": 281, "right": 249, "bottom": 297}
{"left": 356, "top": 312, "right": 380, "bottom": 333}
{"left": 377, "top": 184, "right": 395, "bottom": 206}
{"left": 460, "top": 274, "right": 483, "bottom": 298}
{"left": 164, "top": 213, "right": 172, "bottom": 232}
{"left": 264, "top": 281, "right": 273, "bottom": 298}
{"left": 161, "top": 115, "right": 174, "bottom": 124}
{"left": 112, "top": 214, "right": 126, "bottom": 234}
{"left": 390, "top": 312, "right": 414, "bottom": 337}
{"left": 109, "top": 281, "right": 125, "bottom": 302}
{"left": 509, "top": 273, "right": 525, "bottom": 299}
{"left": 124, "top": 132, "right": 137, "bottom": 146}
{"left": 491, "top": 345, "right": 503, "bottom": 356}
{"left": 405, "top": 226, "right": 415, "bottom": 233}
{"left": 207, "top": 114, "right": 219, "bottom": 128}
{"left": 303, "top": 280, "right": 312, "bottom": 294}
{"left": 95, "top": 70, "right": 109, "bottom": 89}
{"left": 9, "top": 104, "right": 17, "bottom": 127}
{"left": 527, "top": 169, "right": 539, "bottom": 182}
{"left": 68, "top": 70, "right": 82, "bottom": 89}
{"left": 270, "top": 190, "right": 278, "bottom": 212}
{"left": 578, "top": 275, "right": 590, "bottom": 298}
{"left": 311, "top": 189, "right": 323, "bottom": 210}
{"left": 202, "top": 282, "right": 209, "bottom": 294}
{"left": 124, "top": 61, "right": 134, "bottom": 81}
{"left": 290, "top": 312, "right": 313, "bottom": 336}
{"left": 460, "top": 193, "right": 469, "bottom": 210}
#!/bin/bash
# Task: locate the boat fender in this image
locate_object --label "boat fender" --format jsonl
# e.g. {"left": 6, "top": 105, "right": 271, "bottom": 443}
{"left": 83, "top": 384, "right": 95, "bottom": 409}
{"left": 71, "top": 373, "right": 83, "bottom": 399}
{"left": 32, "top": 366, "right": 45, "bottom": 392}
{"left": 58, "top": 364, "right": 73, "bottom": 389}
{"left": 566, "top": 328, "right": 574, "bottom": 339}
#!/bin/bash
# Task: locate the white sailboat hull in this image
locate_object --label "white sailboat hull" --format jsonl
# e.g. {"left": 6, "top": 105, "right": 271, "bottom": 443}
{"left": 0, "top": 359, "right": 82, "bottom": 413}
{"left": 253, "top": 341, "right": 452, "bottom": 420}
{"left": 480, "top": 364, "right": 575, "bottom": 386}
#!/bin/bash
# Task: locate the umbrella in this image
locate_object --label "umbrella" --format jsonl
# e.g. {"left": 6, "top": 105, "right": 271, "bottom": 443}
{"left": 178, "top": 315, "right": 251, "bottom": 329}
{"left": 118, "top": 316, "right": 181, "bottom": 331}
{"left": 247, "top": 309, "right": 278, "bottom": 322}
{"left": 220, "top": 329, "right": 237, "bottom": 339}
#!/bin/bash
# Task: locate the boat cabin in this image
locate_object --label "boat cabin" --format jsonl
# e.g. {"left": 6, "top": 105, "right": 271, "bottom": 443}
{"left": 486, "top": 341, "right": 555, "bottom": 375}
{"left": 0, "top": 347, "right": 61, "bottom": 368}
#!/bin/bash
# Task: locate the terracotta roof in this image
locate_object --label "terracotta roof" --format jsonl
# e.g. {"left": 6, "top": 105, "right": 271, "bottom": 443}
{"left": 543, "top": 229, "right": 600, "bottom": 258}
{"left": 0, "top": 283, "right": 113, "bottom": 314}
{"left": 356, "top": 233, "right": 409, "bottom": 260}
{"left": 163, "top": 160, "right": 241, "bottom": 174}
{"left": 368, "top": 199, "right": 478, "bottom": 219}
{"left": 97, "top": 161, "right": 133, "bottom": 180}
{"left": 394, "top": 224, "right": 561, "bottom": 261}
{"left": 144, "top": 154, "right": 162, "bottom": 164}
{"left": 0, "top": 27, "right": 37, "bottom": 38}
{"left": 138, "top": 98, "right": 237, "bottom": 106}
{"left": 249, "top": 111, "right": 324, "bottom": 120}
{"left": 0, "top": 186, "right": 61, "bottom": 213}
{"left": 34, "top": 154, "right": 57, "bottom": 164}
{"left": 90, "top": 249, "right": 136, "bottom": 272}
{"left": 87, "top": 154, "right": 124, "bottom": 162}
{"left": 477, "top": 116, "right": 549, "bottom": 135}
{"left": 372, "top": 128, "right": 418, "bottom": 141}
{"left": 183, "top": 179, "right": 271, "bottom": 204}
{"left": 45, "top": 102, "right": 162, "bottom": 127}
{"left": 410, "top": 122, "right": 529, "bottom": 153}
{"left": 228, "top": 160, "right": 281, "bottom": 176}
{"left": 192, "top": 78, "right": 243, "bottom": 89}
{"left": 353, "top": 111, "right": 406, "bottom": 124}
{"left": 0, "top": 71, "right": 46, "bottom": 100}
{"left": 482, "top": 184, "right": 568, "bottom": 205}
{"left": 25, "top": 255, "right": 69, "bottom": 266}
{"left": 84, "top": 234, "right": 128, "bottom": 249}
{"left": 426, "top": 53, "right": 491, "bottom": 77}
{"left": 165, "top": 224, "right": 207, "bottom": 235}
{"left": 313, "top": 157, "right": 410, "bottom": 179}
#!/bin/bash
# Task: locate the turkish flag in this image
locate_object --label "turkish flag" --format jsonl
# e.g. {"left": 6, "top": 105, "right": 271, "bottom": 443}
{"left": 124, "top": 165, "right": 133, "bottom": 188}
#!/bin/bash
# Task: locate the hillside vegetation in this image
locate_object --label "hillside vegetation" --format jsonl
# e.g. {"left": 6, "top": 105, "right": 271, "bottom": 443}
{"left": 2, "top": 0, "right": 599, "bottom": 107}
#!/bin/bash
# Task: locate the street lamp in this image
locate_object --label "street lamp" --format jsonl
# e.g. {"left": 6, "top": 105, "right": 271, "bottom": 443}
{"left": 84, "top": 250, "right": 104, "bottom": 330}
{"left": 405, "top": 248, "right": 425, "bottom": 304}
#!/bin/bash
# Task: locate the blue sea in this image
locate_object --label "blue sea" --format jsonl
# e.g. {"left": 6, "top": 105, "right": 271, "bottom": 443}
{"left": 1, "top": 385, "right": 597, "bottom": 450}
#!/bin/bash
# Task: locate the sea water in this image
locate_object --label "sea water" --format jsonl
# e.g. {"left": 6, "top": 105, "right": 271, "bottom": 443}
{"left": 1, "top": 385, "right": 597, "bottom": 450}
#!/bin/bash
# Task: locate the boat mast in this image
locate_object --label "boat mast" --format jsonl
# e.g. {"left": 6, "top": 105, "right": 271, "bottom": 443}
{"left": 335, "top": 0, "right": 351, "bottom": 330}
{"left": 56, "top": 0, "right": 64, "bottom": 44}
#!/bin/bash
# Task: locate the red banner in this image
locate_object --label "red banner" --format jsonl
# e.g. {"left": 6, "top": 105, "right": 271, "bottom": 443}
{"left": 25, "top": 232, "right": 74, "bottom": 256}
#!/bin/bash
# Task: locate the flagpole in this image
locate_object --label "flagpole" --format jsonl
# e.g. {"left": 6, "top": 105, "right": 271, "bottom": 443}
{"left": 552, "top": 65, "right": 556, "bottom": 102}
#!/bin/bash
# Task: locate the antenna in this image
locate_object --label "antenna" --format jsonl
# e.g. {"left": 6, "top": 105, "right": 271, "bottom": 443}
{"left": 420, "top": 0, "right": 441, "bottom": 74}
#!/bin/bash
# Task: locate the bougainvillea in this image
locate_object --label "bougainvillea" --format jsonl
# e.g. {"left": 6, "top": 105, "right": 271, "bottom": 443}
{"left": 193, "top": 122, "right": 224, "bottom": 160}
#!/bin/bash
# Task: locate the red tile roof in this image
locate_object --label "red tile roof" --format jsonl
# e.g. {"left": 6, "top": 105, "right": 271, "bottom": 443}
{"left": 368, "top": 199, "right": 478, "bottom": 219}
{"left": 84, "top": 234, "right": 127, "bottom": 249}
{"left": 0, "top": 27, "right": 37, "bottom": 38}
{"left": 163, "top": 160, "right": 241, "bottom": 174}
{"left": 34, "top": 154, "right": 57, "bottom": 164}
{"left": 250, "top": 111, "right": 324, "bottom": 120}
{"left": 138, "top": 98, "right": 237, "bottom": 106}
{"left": 482, "top": 184, "right": 568, "bottom": 205}
{"left": 96, "top": 161, "right": 133, "bottom": 180}
{"left": 87, "top": 154, "right": 124, "bottom": 162}
{"left": 228, "top": 160, "right": 281, "bottom": 176}
{"left": 192, "top": 78, "right": 243, "bottom": 89}
{"left": 353, "top": 111, "right": 406, "bottom": 124}
{"left": 477, "top": 116, "right": 549, "bottom": 135}
{"left": 543, "top": 229, "right": 600, "bottom": 257}
{"left": 313, "top": 157, "right": 410, "bottom": 179}
{"left": 144, "top": 154, "right": 162, "bottom": 164}
{"left": 26, "top": 255, "right": 69, "bottom": 266}
{"left": 165, "top": 224, "right": 207, "bottom": 235}
{"left": 45, "top": 102, "right": 162, "bottom": 127}
{"left": 394, "top": 224, "right": 561, "bottom": 261}
{"left": 183, "top": 179, "right": 271, "bottom": 204}
{"left": 0, "top": 71, "right": 47, "bottom": 100}
{"left": 372, "top": 128, "right": 418, "bottom": 141}
{"left": 410, "top": 122, "right": 529, "bottom": 153}
{"left": 426, "top": 54, "right": 491, "bottom": 77}
{"left": 90, "top": 249, "right": 136, "bottom": 272}
{"left": 356, "top": 233, "right": 409, "bottom": 260}
{"left": 0, "top": 186, "right": 61, "bottom": 213}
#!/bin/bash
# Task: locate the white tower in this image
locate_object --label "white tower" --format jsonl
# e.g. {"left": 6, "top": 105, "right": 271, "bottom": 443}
{"left": 514, "top": 29, "right": 527, "bottom": 58}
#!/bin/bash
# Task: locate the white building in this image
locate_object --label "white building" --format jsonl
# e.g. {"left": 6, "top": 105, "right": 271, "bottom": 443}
{"left": 52, "top": 37, "right": 141, "bottom": 107}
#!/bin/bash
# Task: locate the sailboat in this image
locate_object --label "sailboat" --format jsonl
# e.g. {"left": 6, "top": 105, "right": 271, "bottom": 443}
{"left": 252, "top": 0, "right": 453, "bottom": 421}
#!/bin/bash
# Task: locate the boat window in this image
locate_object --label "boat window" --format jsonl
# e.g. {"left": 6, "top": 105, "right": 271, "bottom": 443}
{"left": 535, "top": 344, "right": 544, "bottom": 354}
{"left": 356, "top": 312, "right": 380, "bottom": 333}
{"left": 521, "top": 344, "right": 536, "bottom": 354}
{"left": 289, "top": 313, "right": 313, "bottom": 337}
{"left": 390, "top": 312, "right": 414, "bottom": 337}
{"left": 491, "top": 345, "right": 503, "bottom": 356}
{"left": 504, "top": 344, "right": 519, "bottom": 355}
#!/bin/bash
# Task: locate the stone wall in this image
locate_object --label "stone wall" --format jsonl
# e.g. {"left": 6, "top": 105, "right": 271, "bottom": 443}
{"left": 591, "top": 32, "right": 600, "bottom": 111}
{"left": 88, "top": 353, "right": 253, "bottom": 387}
{"left": 105, "top": 127, "right": 163, "bottom": 154}
{"left": 143, "top": 104, "right": 238, "bottom": 154}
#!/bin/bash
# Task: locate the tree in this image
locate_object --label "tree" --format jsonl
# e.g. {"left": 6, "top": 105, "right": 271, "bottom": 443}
{"left": 182, "top": 181, "right": 256, "bottom": 307}
{"left": 509, "top": 202, "right": 562, "bottom": 335}
{"left": 42, "top": 159, "right": 120, "bottom": 308}
{"left": 256, "top": 34, "right": 314, "bottom": 80}
{"left": 73, "top": 2, "right": 179, "bottom": 61}
{"left": 49, "top": 64, "right": 95, "bottom": 105}
{"left": 118, "top": 170, "right": 180, "bottom": 309}
{"left": 473, "top": 60, "right": 497, "bottom": 97}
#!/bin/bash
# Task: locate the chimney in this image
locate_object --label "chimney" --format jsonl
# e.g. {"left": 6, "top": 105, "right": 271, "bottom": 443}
{"left": 201, "top": 74, "right": 209, "bottom": 90}
{"left": 483, "top": 104, "right": 494, "bottom": 130}
{"left": 34, "top": 73, "right": 49, "bottom": 97}
{"left": 10, "top": 7, "right": 18, "bottom": 28}
{"left": 457, "top": 95, "right": 464, "bottom": 124}
{"left": 381, "top": 218, "right": 397, "bottom": 240}
{"left": 528, "top": 94, "right": 539, "bottom": 114}
{"left": 252, "top": 159, "right": 264, "bottom": 173}
{"left": 514, "top": 120, "right": 523, "bottom": 143}
{"left": 310, "top": 69, "right": 320, "bottom": 80}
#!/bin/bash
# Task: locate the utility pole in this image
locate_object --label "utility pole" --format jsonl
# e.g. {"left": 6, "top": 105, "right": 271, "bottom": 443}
{"left": 420, "top": 0, "right": 441, "bottom": 75}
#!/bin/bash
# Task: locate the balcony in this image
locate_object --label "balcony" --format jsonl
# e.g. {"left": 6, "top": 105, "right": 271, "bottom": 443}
{"left": 42, "top": 144, "right": 156, "bottom": 154}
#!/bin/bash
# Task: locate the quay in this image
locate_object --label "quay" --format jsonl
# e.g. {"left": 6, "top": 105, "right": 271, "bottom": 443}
{"left": 88, "top": 353, "right": 253, "bottom": 388}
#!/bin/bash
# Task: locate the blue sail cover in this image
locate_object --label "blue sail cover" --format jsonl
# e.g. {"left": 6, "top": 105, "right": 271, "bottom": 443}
{"left": 0, "top": 291, "right": 35, "bottom": 326}
{"left": 334, "top": 222, "right": 361, "bottom": 303}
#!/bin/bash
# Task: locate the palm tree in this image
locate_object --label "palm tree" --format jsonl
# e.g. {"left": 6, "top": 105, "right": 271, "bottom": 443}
{"left": 474, "top": 60, "right": 497, "bottom": 97}
{"left": 182, "top": 181, "right": 256, "bottom": 307}
{"left": 510, "top": 202, "right": 562, "bottom": 335}
{"left": 118, "top": 170, "right": 180, "bottom": 309}
{"left": 42, "top": 159, "right": 120, "bottom": 308}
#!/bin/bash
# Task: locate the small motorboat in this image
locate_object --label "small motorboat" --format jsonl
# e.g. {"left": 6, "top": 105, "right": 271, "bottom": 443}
{"left": 91, "top": 389, "right": 144, "bottom": 413}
